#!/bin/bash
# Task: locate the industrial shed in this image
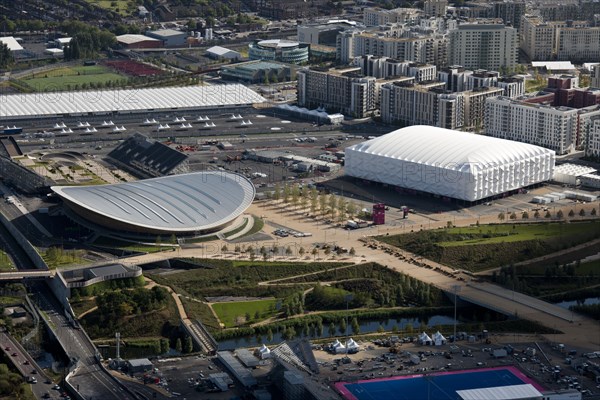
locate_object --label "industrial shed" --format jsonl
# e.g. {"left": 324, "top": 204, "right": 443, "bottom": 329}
{"left": 345, "top": 126, "right": 555, "bottom": 202}
{"left": 0, "top": 85, "right": 265, "bottom": 121}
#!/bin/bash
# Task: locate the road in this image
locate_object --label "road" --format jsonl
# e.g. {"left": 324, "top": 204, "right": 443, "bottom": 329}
{"left": 115, "top": 200, "right": 600, "bottom": 352}
{"left": 0, "top": 331, "right": 62, "bottom": 399}
{"left": 35, "top": 286, "right": 138, "bottom": 400}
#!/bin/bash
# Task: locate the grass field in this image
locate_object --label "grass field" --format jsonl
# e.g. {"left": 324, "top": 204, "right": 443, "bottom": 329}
{"left": 92, "top": 236, "right": 171, "bottom": 253}
{"left": 21, "top": 65, "right": 124, "bottom": 91}
{"left": 378, "top": 221, "right": 600, "bottom": 272}
{"left": 437, "top": 223, "right": 597, "bottom": 247}
{"left": 212, "top": 299, "right": 278, "bottom": 328}
{"left": 84, "top": 0, "right": 134, "bottom": 15}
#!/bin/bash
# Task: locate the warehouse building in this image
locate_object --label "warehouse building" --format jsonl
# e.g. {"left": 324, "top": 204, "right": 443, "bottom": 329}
{"left": 52, "top": 171, "right": 255, "bottom": 237}
{"left": 0, "top": 85, "right": 265, "bottom": 122}
{"left": 146, "top": 29, "right": 187, "bottom": 47}
{"left": 117, "top": 34, "right": 163, "bottom": 49}
{"left": 206, "top": 46, "right": 240, "bottom": 60}
{"left": 345, "top": 126, "right": 555, "bottom": 202}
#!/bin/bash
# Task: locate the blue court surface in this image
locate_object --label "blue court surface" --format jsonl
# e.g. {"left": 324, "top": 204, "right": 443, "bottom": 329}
{"left": 335, "top": 367, "right": 543, "bottom": 400}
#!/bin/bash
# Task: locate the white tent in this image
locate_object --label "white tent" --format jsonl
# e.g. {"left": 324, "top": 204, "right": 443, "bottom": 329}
{"left": 345, "top": 126, "right": 555, "bottom": 202}
{"left": 256, "top": 344, "right": 271, "bottom": 359}
{"left": 432, "top": 331, "right": 447, "bottom": 346}
{"left": 418, "top": 332, "right": 432, "bottom": 345}
{"left": 332, "top": 339, "right": 347, "bottom": 354}
{"left": 346, "top": 338, "right": 360, "bottom": 351}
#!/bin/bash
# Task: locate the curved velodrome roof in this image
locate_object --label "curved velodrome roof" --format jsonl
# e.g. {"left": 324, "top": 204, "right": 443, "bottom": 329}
{"left": 347, "top": 125, "right": 554, "bottom": 171}
{"left": 52, "top": 172, "right": 255, "bottom": 232}
{"left": 0, "top": 84, "right": 265, "bottom": 119}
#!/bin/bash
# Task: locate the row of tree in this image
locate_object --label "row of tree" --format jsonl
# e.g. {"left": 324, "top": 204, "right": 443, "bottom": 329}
{"left": 498, "top": 208, "right": 596, "bottom": 221}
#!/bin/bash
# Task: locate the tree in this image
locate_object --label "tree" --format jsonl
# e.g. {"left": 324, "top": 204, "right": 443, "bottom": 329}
{"left": 377, "top": 324, "right": 385, "bottom": 333}
{"left": 318, "top": 193, "right": 327, "bottom": 216}
{"left": 351, "top": 317, "right": 360, "bottom": 335}
{"left": 579, "top": 208, "right": 585, "bottom": 217}
{"left": 273, "top": 183, "right": 281, "bottom": 201}
{"left": 299, "top": 247, "right": 305, "bottom": 257}
{"left": 267, "top": 328, "right": 273, "bottom": 342}
{"left": 285, "top": 246, "right": 293, "bottom": 257}
{"left": 545, "top": 210, "right": 551, "bottom": 218}
{"left": 324, "top": 246, "right": 331, "bottom": 256}
{"left": 328, "top": 195, "right": 337, "bottom": 219}
{"left": 522, "top": 211, "right": 529, "bottom": 219}
{"left": 160, "top": 338, "right": 169, "bottom": 354}
{"left": 183, "top": 336, "right": 193, "bottom": 353}
{"left": 534, "top": 210, "right": 540, "bottom": 219}
{"left": 592, "top": 208, "right": 597, "bottom": 216}
{"left": 568, "top": 209, "right": 575, "bottom": 217}
{"left": 328, "top": 322, "right": 336, "bottom": 336}
{"left": 175, "top": 338, "right": 182, "bottom": 353}
{"left": 254, "top": 310, "right": 260, "bottom": 320}
{"left": 312, "top": 247, "right": 318, "bottom": 260}
{"left": 557, "top": 210, "right": 564, "bottom": 219}
{"left": 509, "top": 212, "right": 517, "bottom": 220}
{"left": 245, "top": 312, "right": 251, "bottom": 322}
{"left": 349, "top": 247, "right": 356, "bottom": 256}
{"left": 234, "top": 245, "right": 241, "bottom": 253}
{"left": 347, "top": 201, "right": 357, "bottom": 218}
{"left": 221, "top": 244, "right": 228, "bottom": 252}
{"left": 0, "top": 43, "right": 14, "bottom": 69}
{"left": 497, "top": 212, "right": 505, "bottom": 222}
{"left": 339, "top": 318, "right": 347, "bottom": 334}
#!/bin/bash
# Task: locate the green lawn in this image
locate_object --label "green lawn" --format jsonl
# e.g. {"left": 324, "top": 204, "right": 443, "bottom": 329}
{"left": 0, "top": 250, "right": 14, "bottom": 271}
{"left": 518, "top": 259, "right": 600, "bottom": 276}
{"left": 83, "top": 0, "right": 134, "bottom": 15}
{"left": 21, "top": 65, "right": 125, "bottom": 91}
{"left": 92, "top": 236, "right": 173, "bottom": 253}
{"left": 438, "top": 222, "right": 598, "bottom": 247}
{"left": 212, "top": 299, "right": 278, "bottom": 328}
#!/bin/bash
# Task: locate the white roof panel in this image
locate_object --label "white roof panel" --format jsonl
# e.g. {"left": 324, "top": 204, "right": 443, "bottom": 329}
{"left": 52, "top": 171, "right": 255, "bottom": 232}
{"left": 457, "top": 384, "right": 542, "bottom": 400}
{"left": 0, "top": 85, "right": 266, "bottom": 119}
{"left": 532, "top": 61, "right": 575, "bottom": 70}
{"left": 346, "top": 126, "right": 553, "bottom": 171}
{"left": 117, "top": 34, "right": 160, "bottom": 44}
{"left": 0, "top": 36, "right": 24, "bottom": 51}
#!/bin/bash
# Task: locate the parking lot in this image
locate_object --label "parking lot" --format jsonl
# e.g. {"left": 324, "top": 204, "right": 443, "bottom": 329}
{"left": 313, "top": 336, "right": 600, "bottom": 396}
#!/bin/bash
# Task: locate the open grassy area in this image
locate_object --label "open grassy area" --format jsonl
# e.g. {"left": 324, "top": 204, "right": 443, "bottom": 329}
{"left": 84, "top": 0, "right": 134, "bottom": 15}
{"left": 180, "top": 297, "right": 221, "bottom": 331}
{"left": 437, "top": 223, "right": 597, "bottom": 246}
{"left": 20, "top": 65, "right": 125, "bottom": 91}
{"left": 378, "top": 221, "right": 600, "bottom": 272}
{"left": 212, "top": 299, "right": 278, "bottom": 328}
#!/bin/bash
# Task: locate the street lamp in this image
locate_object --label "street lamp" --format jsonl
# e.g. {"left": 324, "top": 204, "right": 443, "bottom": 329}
{"left": 451, "top": 284, "right": 461, "bottom": 342}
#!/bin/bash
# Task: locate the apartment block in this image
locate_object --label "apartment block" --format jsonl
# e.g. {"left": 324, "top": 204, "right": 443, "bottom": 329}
{"left": 587, "top": 117, "right": 600, "bottom": 157}
{"left": 353, "top": 55, "right": 437, "bottom": 82}
{"left": 337, "top": 29, "right": 448, "bottom": 66}
{"left": 438, "top": 66, "right": 524, "bottom": 98}
{"left": 381, "top": 81, "right": 502, "bottom": 130}
{"left": 363, "top": 7, "right": 421, "bottom": 26}
{"left": 297, "top": 67, "right": 376, "bottom": 118}
{"left": 449, "top": 24, "right": 517, "bottom": 70}
{"left": 520, "top": 16, "right": 600, "bottom": 63}
{"left": 592, "top": 64, "right": 600, "bottom": 89}
{"left": 423, "top": 0, "right": 448, "bottom": 17}
{"left": 485, "top": 96, "right": 580, "bottom": 154}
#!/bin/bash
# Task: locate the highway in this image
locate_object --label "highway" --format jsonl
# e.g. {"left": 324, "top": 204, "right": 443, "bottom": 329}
{"left": 35, "top": 285, "right": 138, "bottom": 400}
{"left": 0, "top": 331, "right": 63, "bottom": 399}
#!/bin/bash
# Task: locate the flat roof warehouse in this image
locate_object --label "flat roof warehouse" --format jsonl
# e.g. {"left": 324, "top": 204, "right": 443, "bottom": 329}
{"left": 0, "top": 85, "right": 266, "bottom": 121}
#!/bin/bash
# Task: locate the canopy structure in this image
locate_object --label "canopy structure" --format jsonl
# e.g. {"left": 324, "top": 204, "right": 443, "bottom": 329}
{"left": 419, "top": 332, "right": 432, "bottom": 345}
{"left": 345, "top": 126, "right": 555, "bottom": 201}
{"left": 432, "top": 331, "right": 447, "bottom": 346}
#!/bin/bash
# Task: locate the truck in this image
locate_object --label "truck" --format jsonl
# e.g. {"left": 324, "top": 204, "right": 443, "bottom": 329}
{"left": 346, "top": 220, "right": 369, "bottom": 229}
